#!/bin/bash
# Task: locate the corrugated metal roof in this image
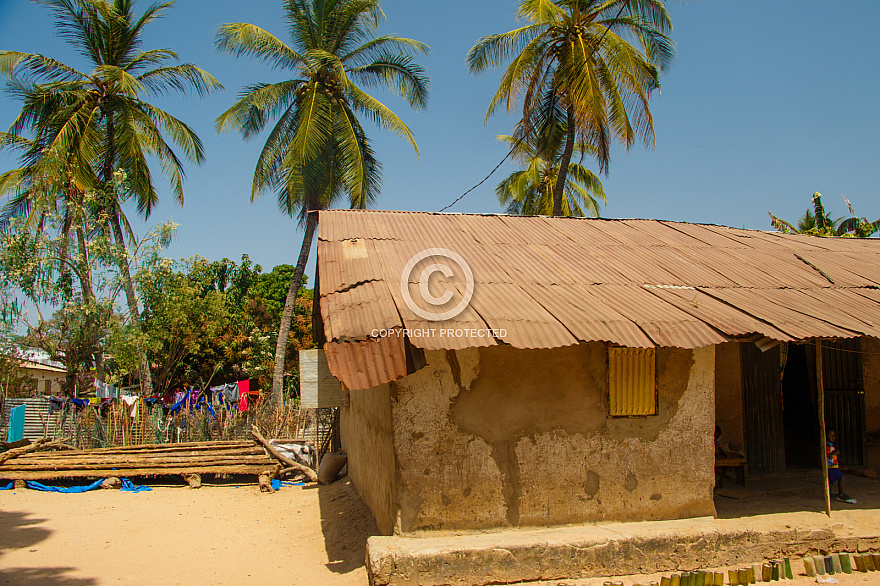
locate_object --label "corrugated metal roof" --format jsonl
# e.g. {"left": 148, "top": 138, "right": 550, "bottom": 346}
{"left": 316, "top": 210, "right": 880, "bottom": 389}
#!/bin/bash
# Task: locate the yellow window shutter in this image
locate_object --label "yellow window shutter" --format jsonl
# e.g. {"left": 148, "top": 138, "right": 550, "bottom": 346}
{"left": 608, "top": 347, "right": 656, "bottom": 416}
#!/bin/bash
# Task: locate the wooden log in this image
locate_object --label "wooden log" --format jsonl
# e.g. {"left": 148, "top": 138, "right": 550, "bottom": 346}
{"left": 0, "top": 456, "right": 274, "bottom": 474}
{"left": 817, "top": 339, "right": 832, "bottom": 518}
{"left": 0, "top": 465, "right": 277, "bottom": 480}
{"left": 250, "top": 425, "right": 317, "bottom": 483}
{"left": 24, "top": 442, "right": 259, "bottom": 457}
{"left": 274, "top": 466, "right": 308, "bottom": 480}
{"left": 25, "top": 446, "right": 266, "bottom": 459}
{"left": 258, "top": 473, "right": 274, "bottom": 493}
{"left": 0, "top": 439, "right": 70, "bottom": 465}
{"left": 183, "top": 473, "right": 201, "bottom": 489}
{"left": 8, "top": 454, "right": 275, "bottom": 467}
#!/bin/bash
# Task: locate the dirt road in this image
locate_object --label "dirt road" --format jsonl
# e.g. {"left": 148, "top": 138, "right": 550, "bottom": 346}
{"left": 0, "top": 478, "right": 377, "bottom": 585}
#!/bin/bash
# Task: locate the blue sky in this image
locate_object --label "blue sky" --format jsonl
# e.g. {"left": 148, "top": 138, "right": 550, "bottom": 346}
{"left": 2, "top": 0, "right": 879, "bottom": 281}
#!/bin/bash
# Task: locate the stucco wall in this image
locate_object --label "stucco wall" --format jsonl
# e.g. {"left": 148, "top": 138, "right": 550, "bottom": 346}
{"left": 339, "top": 382, "right": 397, "bottom": 535}
{"left": 714, "top": 342, "right": 744, "bottom": 452}
{"left": 382, "top": 342, "right": 716, "bottom": 533}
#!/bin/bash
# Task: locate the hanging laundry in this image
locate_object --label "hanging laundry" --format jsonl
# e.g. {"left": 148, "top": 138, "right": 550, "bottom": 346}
{"left": 6, "top": 405, "right": 25, "bottom": 442}
{"left": 210, "top": 386, "right": 224, "bottom": 408}
{"left": 238, "top": 379, "right": 249, "bottom": 411}
{"left": 95, "top": 380, "right": 118, "bottom": 399}
{"left": 223, "top": 383, "right": 238, "bottom": 404}
{"left": 122, "top": 395, "right": 138, "bottom": 417}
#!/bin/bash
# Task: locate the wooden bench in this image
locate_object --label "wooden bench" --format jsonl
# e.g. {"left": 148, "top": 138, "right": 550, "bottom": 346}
{"left": 715, "top": 456, "right": 747, "bottom": 486}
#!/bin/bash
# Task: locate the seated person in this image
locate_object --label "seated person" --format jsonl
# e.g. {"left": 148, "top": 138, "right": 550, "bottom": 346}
{"left": 715, "top": 425, "right": 745, "bottom": 487}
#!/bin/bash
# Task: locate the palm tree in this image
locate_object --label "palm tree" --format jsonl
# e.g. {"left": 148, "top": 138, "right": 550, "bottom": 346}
{"left": 215, "top": 0, "right": 429, "bottom": 398}
{"left": 0, "top": 0, "right": 221, "bottom": 393}
{"left": 468, "top": 0, "right": 673, "bottom": 216}
{"left": 496, "top": 118, "right": 605, "bottom": 216}
{"left": 1, "top": 125, "right": 108, "bottom": 387}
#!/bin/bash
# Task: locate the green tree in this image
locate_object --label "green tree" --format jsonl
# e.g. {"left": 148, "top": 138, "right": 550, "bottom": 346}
{"left": 495, "top": 120, "right": 605, "bottom": 216}
{"left": 0, "top": 0, "right": 221, "bottom": 393}
{"left": 837, "top": 197, "right": 880, "bottom": 238}
{"left": 118, "top": 255, "right": 232, "bottom": 394}
{"left": 468, "top": 0, "right": 673, "bottom": 216}
{"left": 215, "top": 0, "right": 429, "bottom": 398}
{"left": 768, "top": 192, "right": 880, "bottom": 238}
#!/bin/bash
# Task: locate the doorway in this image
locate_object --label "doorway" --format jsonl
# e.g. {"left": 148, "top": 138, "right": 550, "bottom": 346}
{"left": 780, "top": 339, "right": 867, "bottom": 470}
{"left": 782, "top": 343, "right": 820, "bottom": 468}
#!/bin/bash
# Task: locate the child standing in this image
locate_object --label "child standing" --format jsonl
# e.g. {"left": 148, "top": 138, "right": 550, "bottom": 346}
{"left": 827, "top": 429, "right": 856, "bottom": 504}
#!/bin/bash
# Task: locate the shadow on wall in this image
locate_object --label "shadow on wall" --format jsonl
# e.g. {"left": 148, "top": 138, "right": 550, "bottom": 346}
{"left": 0, "top": 509, "right": 96, "bottom": 585}
{"left": 317, "top": 477, "right": 380, "bottom": 575}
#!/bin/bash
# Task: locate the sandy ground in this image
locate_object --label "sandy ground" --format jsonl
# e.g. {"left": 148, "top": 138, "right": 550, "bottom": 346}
{"left": 0, "top": 472, "right": 878, "bottom": 585}
{"left": 0, "top": 477, "right": 378, "bottom": 585}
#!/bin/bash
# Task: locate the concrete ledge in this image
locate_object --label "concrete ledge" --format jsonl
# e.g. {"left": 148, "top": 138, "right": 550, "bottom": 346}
{"left": 367, "top": 512, "right": 880, "bottom": 585}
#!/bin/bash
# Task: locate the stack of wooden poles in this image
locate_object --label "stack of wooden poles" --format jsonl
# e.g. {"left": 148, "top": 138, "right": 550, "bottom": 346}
{"left": 0, "top": 427, "right": 318, "bottom": 489}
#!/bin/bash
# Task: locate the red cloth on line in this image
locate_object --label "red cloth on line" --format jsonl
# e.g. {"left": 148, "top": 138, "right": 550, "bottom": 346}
{"left": 238, "top": 379, "right": 249, "bottom": 411}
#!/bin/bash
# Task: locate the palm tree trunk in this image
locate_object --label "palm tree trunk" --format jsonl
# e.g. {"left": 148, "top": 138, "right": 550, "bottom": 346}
{"left": 103, "top": 116, "right": 152, "bottom": 394}
{"left": 552, "top": 105, "right": 577, "bottom": 217}
{"left": 271, "top": 212, "right": 318, "bottom": 398}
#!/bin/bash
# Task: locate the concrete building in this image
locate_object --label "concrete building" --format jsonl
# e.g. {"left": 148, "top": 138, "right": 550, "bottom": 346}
{"left": 2, "top": 347, "right": 66, "bottom": 396}
{"left": 311, "top": 210, "right": 880, "bottom": 535}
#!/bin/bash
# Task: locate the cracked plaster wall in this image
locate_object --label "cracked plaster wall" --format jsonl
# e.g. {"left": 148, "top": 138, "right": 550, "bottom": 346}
{"left": 339, "top": 381, "right": 397, "bottom": 535}
{"left": 384, "top": 342, "right": 716, "bottom": 533}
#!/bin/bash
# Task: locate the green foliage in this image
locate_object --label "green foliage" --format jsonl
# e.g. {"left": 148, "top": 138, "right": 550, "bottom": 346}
{"left": 469, "top": 0, "right": 673, "bottom": 215}
{"left": 1, "top": 0, "right": 221, "bottom": 394}
{"left": 770, "top": 192, "right": 879, "bottom": 238}
{"left": 106, "top": 253, "right": 313, "bottom": 394}
{"left": 496, "top": 123, "right": 605, "bottom": 216}
{"left": 0, "top": 0, "right": 222, "bottom": 216}
{"left": 0, "top": 351, "right": 36, "bottom": 398}
{"left": 215, "top": 0, "right": 429, "bottom": 220}
{"left": 250, "top": 264, "right": 310, "bottom": 325}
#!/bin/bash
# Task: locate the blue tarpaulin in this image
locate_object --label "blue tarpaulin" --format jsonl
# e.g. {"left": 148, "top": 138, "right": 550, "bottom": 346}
{"left": 25, "top": 479, "right": 104, "bottom": 493}
{"left": 1, "top": 481, "right": 13, "bottom": 491}
{"left": 120, "top": 478, "right": 151, "bottom": 492}
{"left": 12, "top": 478, "right": 151, "bottom": 493}
{"left": 270, "top": 479, "right": 306, "bottom": 490}
{"left": 6, "top": 404, "right": 25, "bottom": 442}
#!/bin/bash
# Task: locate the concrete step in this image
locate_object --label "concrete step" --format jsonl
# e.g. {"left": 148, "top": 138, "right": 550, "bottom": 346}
{"left": 367, "top": 512, "right": 880, "bottom": 585}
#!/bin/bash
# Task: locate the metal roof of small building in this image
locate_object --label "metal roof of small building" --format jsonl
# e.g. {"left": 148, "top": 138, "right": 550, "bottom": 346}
{"left": 316, "top": 210, "right": 880, "bottom": 390}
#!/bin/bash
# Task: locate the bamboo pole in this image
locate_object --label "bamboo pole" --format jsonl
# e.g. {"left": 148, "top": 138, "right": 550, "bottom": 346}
{"left": 817, "top": 339, "right": 831, "bottom": 517}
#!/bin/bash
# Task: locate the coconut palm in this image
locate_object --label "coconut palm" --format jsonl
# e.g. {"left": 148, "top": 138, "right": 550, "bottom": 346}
{"left": 0, "top": 0, "right": 221, "bottom": 393}
{"left": 216, "top": 0, "right": 429, "bottom": 397}
{"left": 1, "top": 122, "right": 108, "bottom": 386}
{"left": 468, "top": 0, "right": 673, "bottom": 216}
{"left": 496, "top": 117, "right": 605, "bottom": 216}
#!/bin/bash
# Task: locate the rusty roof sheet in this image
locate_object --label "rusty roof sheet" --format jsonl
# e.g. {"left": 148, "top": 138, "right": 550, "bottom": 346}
{"left": 316, "top": 210, "right": 880, "bottom": 389}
